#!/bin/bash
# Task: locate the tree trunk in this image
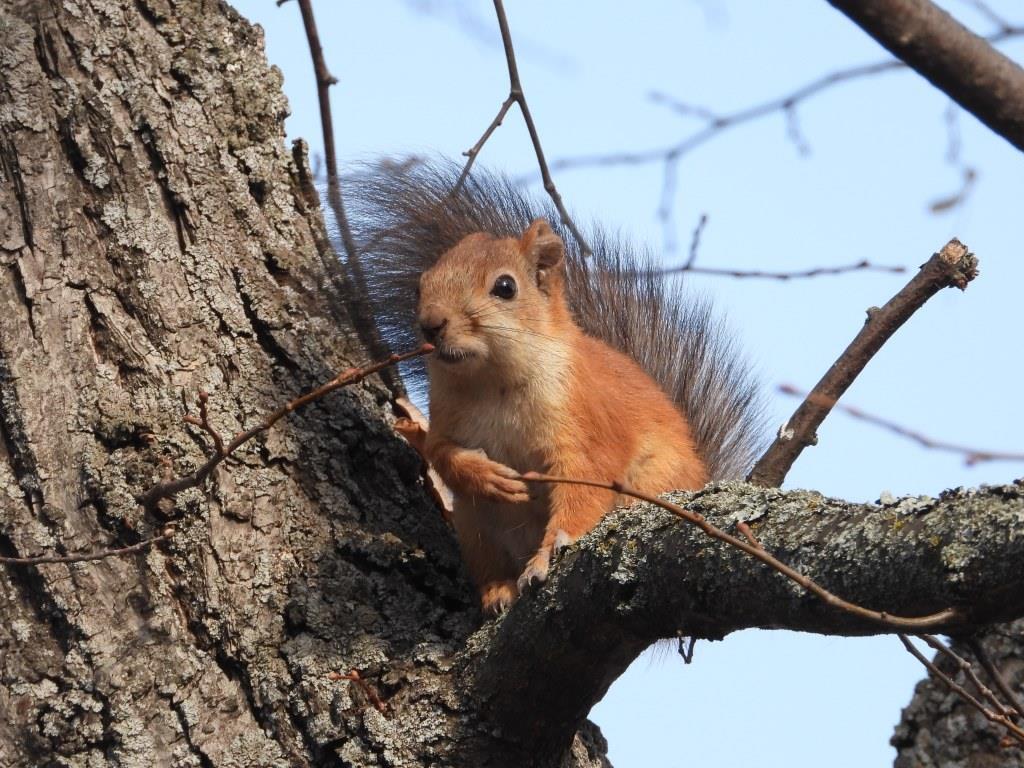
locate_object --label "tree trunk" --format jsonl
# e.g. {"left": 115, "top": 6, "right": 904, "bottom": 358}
{"left": 892, "top": 621, "right": 1024, "bottom": 767}
{"left": 0, "top": 1, "right": 493, "bottom": 765}
{"left": 2, "top": 2, "right": 1023, "bottom": 767}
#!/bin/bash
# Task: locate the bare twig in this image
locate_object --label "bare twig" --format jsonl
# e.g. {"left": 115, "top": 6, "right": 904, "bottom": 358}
{"left": 899, "top": 634, "right": 1024, "bottom": 744}
{"left": 929, "top": 101, "right": 978, "bottom": 214}
{"left": 521, "top": 471, "right": 963, "bottom": 631}
{"left": 662, "top": 259, "right": 907, "bottom": 280}
{"left": 139, "top": 345, "right": 434, "bottom": 510}
{"left": 184, "top": 390, "right": 225, "bottom": 456}
{"left": 292, "top": 0, "right": 402, "bottom": 396}
{"left": 736, "top": 521, "right": 762, "bottom": 549}
{"left": 531, "top": 26, "right": 1024, "bottom": 179}
{"left": 453, "top": 95, "right": 516, "bottom": 192}
{"left": 779, "top": 384, "right": 1024, "bottom": 466}
{"left": 967, "top": 637, "right": 1024, "bottom": 721}
{"left": 0, "top": 529, "right": 173, "bottom": 566}
{"left": 294, "top": 0, "right": 353, "bottom": 259}
{"left": 452, "top": 0, "right": 591, "bottom": 256}
{"left": 656, "top": 158, "right": 682, "bottom": 254}
{"left": 747, "top": 238, "right": 978, "bottom": 488}
{"left": 920, "top": 634, "right": 1020, "bottom": 722}
{"left": 328, "top": 669, "right": 389, "bottom": 714}
{"left": 683, "top": 213, "right": 708, "bottom": 270}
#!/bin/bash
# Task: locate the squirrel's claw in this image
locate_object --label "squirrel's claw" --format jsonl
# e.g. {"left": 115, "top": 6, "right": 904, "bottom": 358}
{"left": 517, "top": 547, "right": 552, "bottom": 592}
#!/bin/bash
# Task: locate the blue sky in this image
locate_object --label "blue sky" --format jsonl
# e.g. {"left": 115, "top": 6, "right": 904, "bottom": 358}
{"left": 229, "top": 1, "right": 1024, "bottom": 764}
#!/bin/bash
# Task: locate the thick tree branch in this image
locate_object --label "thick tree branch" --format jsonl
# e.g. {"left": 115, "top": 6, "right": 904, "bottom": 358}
{"left": 459, "top": 480, "right": 1024, "bottom": 764}
{"left": 827, "top": 0, "right": 1024, "bottom": 152}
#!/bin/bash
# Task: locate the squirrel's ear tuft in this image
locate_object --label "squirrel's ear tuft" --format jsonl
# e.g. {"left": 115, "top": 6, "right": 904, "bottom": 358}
{"left": 520, "top": 218, "right": 564, "bottom": 272}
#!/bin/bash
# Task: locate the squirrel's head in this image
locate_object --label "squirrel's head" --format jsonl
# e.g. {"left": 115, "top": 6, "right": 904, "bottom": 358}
{"left": 417, "top": 218, "right": 568, "bottom": 373}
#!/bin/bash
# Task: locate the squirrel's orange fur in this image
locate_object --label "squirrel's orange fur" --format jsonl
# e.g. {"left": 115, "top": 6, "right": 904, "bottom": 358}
{"left": 419, "top": 219, "right": 708, "bottom": 614}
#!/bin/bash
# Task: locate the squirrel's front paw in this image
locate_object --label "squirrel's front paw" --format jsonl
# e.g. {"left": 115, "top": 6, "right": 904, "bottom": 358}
{"left": 458, "top": 451, "right": 530, "bottom": 503}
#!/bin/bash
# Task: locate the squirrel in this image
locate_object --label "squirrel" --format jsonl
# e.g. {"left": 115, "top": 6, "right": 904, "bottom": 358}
{"left": 350, "top": 160, "right": 764, "bottom": 615}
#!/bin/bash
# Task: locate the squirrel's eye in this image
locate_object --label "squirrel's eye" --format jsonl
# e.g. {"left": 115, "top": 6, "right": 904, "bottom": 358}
{"left": 490, "top": 275, "right": 517, "bottom": 300}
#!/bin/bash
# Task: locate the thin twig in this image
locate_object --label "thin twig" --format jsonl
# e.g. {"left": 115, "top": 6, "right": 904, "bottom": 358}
{"left": 328, "top": 669, "right": 389, "bottom": 714}
{"left": 295, "top": 0, "right": 354, "bottom": 259}
{"left": 0, "top": 529, "right": 174, "bottom": 566}
{"left": 535, "top": 25, "right": 1024, "bottom": 179}
{"left": 183, "top": 390, "right": 225, "bottom": 456}
{"left": 736, "top": 521, "right": 762, "bottom": 549}
{"left": 521, "top": 472, "right": 962, "bottom": 631}
{"left": 929, "top": 102, "right": 977, "bottom": 214}
{"left": 139, "top": 345, "right": 434, "bottom": 510}
{"left": 967, "top": 637, "right": 1024, "bottom": 721}
{"left": 683, "top": 213, "right": 708, "bottom": 269}
{"left": 656, "top": 157, "right": 682, "bottom": 254}
{"left": 899, "top": 634, "right": 1024, "bottom": 745}
{"left": 663, "top": 259, "right": 907, "bottom": 280}
{"left": 779, "top": 384, "right": 1024, "bottom": 466}
{"left": 747, "top": 238, "right": 978, "bottom": 488}
{"left": 292, "top": 0, "right": 402, "bottom": 396}
{"left": 921, "top": 635, "right": 1018, "bottom": 721}
{"left": 453, "top": 95, "right": 516, "bottom": 192}
{"left": 452, "top": 0, "right": 591, "bottom": 256}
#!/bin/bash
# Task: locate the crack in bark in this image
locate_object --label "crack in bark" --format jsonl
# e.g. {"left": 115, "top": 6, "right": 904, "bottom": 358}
{"left": 0, "top": 139, "right": 34, "bottom": 250}
{"left": 232, "top": 267, "right": 302, "bottom": 373}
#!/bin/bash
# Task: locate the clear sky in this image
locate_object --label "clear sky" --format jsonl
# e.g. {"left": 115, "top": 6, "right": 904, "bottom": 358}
{"left": 229, "top": 1, "right": 1024, "bottom": 765}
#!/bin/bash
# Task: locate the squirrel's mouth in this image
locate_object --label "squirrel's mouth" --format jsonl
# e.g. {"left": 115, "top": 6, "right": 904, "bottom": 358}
{"left": 436, "top": 345, "right": 474, "bottom": 364}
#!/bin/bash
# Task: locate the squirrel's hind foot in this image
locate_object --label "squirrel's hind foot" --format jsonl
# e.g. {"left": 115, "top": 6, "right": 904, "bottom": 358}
{"left": 517, "top": 529, "right": 576, "bottom": 593}
{"left": 480, "top": 580, "right": 519, "bottom": 616}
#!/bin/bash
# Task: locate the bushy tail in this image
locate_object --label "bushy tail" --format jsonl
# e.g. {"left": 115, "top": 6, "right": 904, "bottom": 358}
{"left": 347, "top": 159, "right": 766, "bottom": 479}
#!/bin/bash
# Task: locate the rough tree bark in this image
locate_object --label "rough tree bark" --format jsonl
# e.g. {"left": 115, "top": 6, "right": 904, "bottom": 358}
{"left": 2, "top": 2, "right": 1023, "bottom": 767}
{"left": 0, "top": 1, "right": 480, "bottom": 765}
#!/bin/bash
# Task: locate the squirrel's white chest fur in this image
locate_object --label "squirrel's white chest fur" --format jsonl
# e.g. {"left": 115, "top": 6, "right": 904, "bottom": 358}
{"left": 430, "top": 359, "right": 569, "bottom": 473}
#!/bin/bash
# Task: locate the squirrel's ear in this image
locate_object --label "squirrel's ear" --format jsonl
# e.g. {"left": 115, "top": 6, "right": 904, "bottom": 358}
{"left": 520, "top": 219, "right": 564, "bottom": 290}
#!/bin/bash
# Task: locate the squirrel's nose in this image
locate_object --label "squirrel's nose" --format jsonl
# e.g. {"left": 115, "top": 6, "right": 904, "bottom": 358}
{"left": 419, "top": 315, "right": 448, "bottom": 344}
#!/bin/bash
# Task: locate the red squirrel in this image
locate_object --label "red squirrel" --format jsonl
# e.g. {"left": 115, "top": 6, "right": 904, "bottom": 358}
{"left": 352, "top": 162, "right": 763, "bottom": 615}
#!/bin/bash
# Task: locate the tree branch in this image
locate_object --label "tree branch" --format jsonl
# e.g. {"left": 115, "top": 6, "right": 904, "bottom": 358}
{"left": 827, "top": 0, "right": 1024, "bottom": 153}
{"left": 531, "top": 25, "right": 1022, "bottom": 179}
{"left": 901, "top": 635, "right": 1024, "bottom": 744}
{"left": 748, "top": 238, "right": 978, "bottom": 487}
{"left": 460, "top": 480, "right": 1024, "bottom": 760}
{"left": 779, "top": 383, "right": 1024, "bottom": 466}
{"left": 292, "top": 0, "right": 402, "bottom": 395}
{"left": 452, "top": 0, "right": 591, "bottom": 256}
{"left": 139, "top": 344, "right": 433, "bottom": 510}
{"left": 0, "top": 529, "right": 173, "bottom": 566}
